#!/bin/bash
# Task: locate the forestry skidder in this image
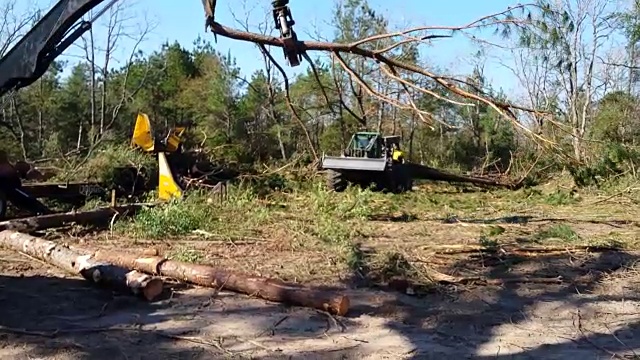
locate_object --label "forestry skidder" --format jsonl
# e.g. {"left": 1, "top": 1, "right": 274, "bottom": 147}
{"left": 320, "top": 132, "right": 413, "bottom": 193}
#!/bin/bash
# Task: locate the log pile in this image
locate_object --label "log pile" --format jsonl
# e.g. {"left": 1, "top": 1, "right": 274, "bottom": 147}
{"left": 0, "top": 205, "right": 351, "bottom": 315}
{"left": 90, "top": 250, "right": 349, "bottom": 315}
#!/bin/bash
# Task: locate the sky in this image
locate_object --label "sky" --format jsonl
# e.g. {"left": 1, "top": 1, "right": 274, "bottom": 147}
{"left": 13, "top": 0, "right": 561, "bottom": 94}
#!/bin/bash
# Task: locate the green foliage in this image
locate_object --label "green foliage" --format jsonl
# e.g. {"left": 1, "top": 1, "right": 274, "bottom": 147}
{"left": 543, "top": 189, "right": 578, "bottom": 205}
{"left": 570, "top": 143, "right": 640, "bottom": 187}
{"left": 534, "top": 224, "right": 579, "bottom": 242}
{"left": 591, "top": 92, "right": 640, "bottom": 143}
{"left": 120, "top": 192, "right": 215, "bottom": 238}
{"left": 169, "top": 247, "right": 204, "bottom": 263}
{"left": 55, "top": 145, "right": 157, "bottom": 191}
{"left": 5, "top": 0, "right": 640, "bottom": 196}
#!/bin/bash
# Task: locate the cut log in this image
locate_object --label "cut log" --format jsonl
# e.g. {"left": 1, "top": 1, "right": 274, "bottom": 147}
{"left": 91, "top": 250, "right": 350, "bottom": 316}
{"left": 406, "top": 163, "right": 521, "bottom": 189}
{"left": 21, "top": 182, "right": 105, "bottom": 199}
{"left": 0, "top": 203, "right": 152, "bottom": 232}
{"left": 0, "top": 231, "right": 163, "bottom": 301}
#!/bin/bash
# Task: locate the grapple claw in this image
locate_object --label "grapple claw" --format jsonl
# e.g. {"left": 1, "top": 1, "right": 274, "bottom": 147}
{"left": 271, "top": 1, "right": 302, "bottom": 67}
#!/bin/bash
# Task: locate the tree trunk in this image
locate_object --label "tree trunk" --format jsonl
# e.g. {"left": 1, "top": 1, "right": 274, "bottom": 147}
{"left": 277, "top": 127, "right": 287, "bottom": 160}
{"left": 0, "top": 231, "right": 164, "bottom": 301}
{"left": 572, "top": 125, "right": 582, "bottom": 161}
{"left": 0, "top": 204, "right": 149, "bottom": 232}
{"left": 408, "top": 125, "right": 415, "bottom": 161}
{"left": 91, "top": 250, "right": 350, "bottom": 316}
{"left": 37, "top": 80, "right": 44, "bottom": 156}
{"left": 9, "top": 98, "right": 28, "bottom": 160}
{"left": 76, "top": 120, "right": 83, "bottom": 151}
{"left": 406, "top": 163, "right": 520, "bottom": 189}
{"left": 629, "top": 43, "right": 636, "bottom": 95}
{"left": 88, "top": 28, "right": 97, "bottom": 143}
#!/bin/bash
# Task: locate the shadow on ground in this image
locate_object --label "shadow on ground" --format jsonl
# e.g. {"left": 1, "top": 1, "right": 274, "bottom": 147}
{"left": 0, "top": 263, "right": 366, "bottom": 359}
{"left": 0, "top": 274, "right": 208, "bottom": 359}
{"left": 342, "top": 240, "right": 640, "bottom": 359}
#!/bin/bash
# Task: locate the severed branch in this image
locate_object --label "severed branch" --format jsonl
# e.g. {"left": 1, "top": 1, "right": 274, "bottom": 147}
{"left": 301, "top": 52, "right": 333, "bottom": 112}
{"left": 330, "top": 55, "right": 366, "bottom": 125}
{"left": 256, "top": 43, "right": 318, "bottom": 160}
{"left": 206, "top": 17, "right": 556, "bottom": 147}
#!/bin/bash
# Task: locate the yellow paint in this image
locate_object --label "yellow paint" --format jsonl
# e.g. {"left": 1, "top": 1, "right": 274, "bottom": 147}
{"left": 131, "top": 113, "right": 155, "bottom": 152}
{"left": 157, "top": 152, "right": 182, "bottom": 200}
{"left": 164, "top": 126, "right": 186, "bottom": 153}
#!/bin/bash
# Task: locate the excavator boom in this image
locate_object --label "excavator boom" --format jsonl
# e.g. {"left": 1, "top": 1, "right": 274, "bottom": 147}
{"left": 0, "top": 0, "right": 107, "bottom": 98}
{"left": 0, "top": 0, "right": 301, "bottom": 99}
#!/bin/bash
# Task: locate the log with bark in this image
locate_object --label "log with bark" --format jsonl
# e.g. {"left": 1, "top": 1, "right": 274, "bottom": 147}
{"left": 0, "top": 203, "right": 152, "bottom": 232}
{"left": 0, "top": 231, "right": 164, "bottom": 301}
{"left": 90, "top": 250, "right": 350, "bottom": 316}
{"left": 406, "top": 163, "right": 521, "bottom": 189}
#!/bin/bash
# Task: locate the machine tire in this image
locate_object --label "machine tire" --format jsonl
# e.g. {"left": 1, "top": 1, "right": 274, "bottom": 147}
{"left": 0, "top": 190, "right": 6, "bottom": 220}
{"left": 327, "top": 170, "right": 348, "bottom": 192}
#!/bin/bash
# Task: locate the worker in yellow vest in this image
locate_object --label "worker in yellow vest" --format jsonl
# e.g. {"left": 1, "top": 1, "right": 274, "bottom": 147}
{"left": 391, "top": 144, "right": 404, "bottom": 163}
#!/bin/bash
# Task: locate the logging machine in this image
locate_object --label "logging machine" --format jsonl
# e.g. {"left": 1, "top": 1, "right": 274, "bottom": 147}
{"left": 0, "top": 0, "right": 303, "bottom": 220}
{"left": 321, "top": 132, "right": 413, "bottom": 193}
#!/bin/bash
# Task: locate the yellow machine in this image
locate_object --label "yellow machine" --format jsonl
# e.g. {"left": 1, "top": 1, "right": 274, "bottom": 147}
{"left": 131, "top": 113, "right": 186, "bottom": 201}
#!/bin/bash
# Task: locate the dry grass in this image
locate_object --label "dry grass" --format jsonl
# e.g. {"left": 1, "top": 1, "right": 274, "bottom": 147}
{"left": 79, "top": 173, "right": 640, "bottom": 288}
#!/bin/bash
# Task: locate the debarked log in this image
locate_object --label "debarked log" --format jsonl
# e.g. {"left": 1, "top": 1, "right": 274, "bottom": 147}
{"left": 92, "top": 250, "right": 350, "bottom": 316}
{"left": 0, "top": 230, "right": 163, "bottom": 301}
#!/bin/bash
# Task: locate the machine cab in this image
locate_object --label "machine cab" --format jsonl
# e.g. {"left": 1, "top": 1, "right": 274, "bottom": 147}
{"left": 383, "top": 136, "right": 401, "bottom": 151}
{"left": 345, "top": 132, "right": 384, "bottom": 158}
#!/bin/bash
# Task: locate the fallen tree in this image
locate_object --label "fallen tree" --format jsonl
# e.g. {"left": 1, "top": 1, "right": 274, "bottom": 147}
{"left": 0, "top": 231, "right": 164, "bottom": 301}
{"left": 90, "top": 250, "right": 350, "bottom": 316}
{"left": 406, "top": 163, "right": 522, "bottom": 189}
{"left": 0, "top": 203, "right": 152, "bottom": 232}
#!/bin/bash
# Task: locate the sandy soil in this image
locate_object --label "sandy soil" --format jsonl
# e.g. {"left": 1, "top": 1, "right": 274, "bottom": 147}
{"left": 2, "top": 226, "right": 640, "bottom": 360}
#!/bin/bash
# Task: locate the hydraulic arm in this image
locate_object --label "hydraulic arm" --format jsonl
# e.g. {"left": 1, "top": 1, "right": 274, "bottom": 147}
{"left": 0, "top": 0, "right": 302, "bottom": 99}
{"left": 0, "top": 0, "right": 111, "bottom": 98}
{"left": 271, "top": 0, "right": 302, "bottom": 66}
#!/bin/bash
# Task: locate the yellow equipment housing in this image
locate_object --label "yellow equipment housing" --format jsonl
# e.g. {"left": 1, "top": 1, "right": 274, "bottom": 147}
{"left": 131, "top": 112, "right": 186, "bottom": 201}
{"left": 131, "top": 113, "right": 155, "bottom": 152}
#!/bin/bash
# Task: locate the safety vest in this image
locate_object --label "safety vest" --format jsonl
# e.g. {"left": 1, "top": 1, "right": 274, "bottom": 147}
{"left": 392, "top": 149, "right": 403, "bottom": 161}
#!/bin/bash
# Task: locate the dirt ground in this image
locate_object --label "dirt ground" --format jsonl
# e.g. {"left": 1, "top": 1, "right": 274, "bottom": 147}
{"left": 2, "top": 227, "right": 640, "bottom": 358}
{"left": 3, "top": 183, "right": 640, "bottom": 359}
